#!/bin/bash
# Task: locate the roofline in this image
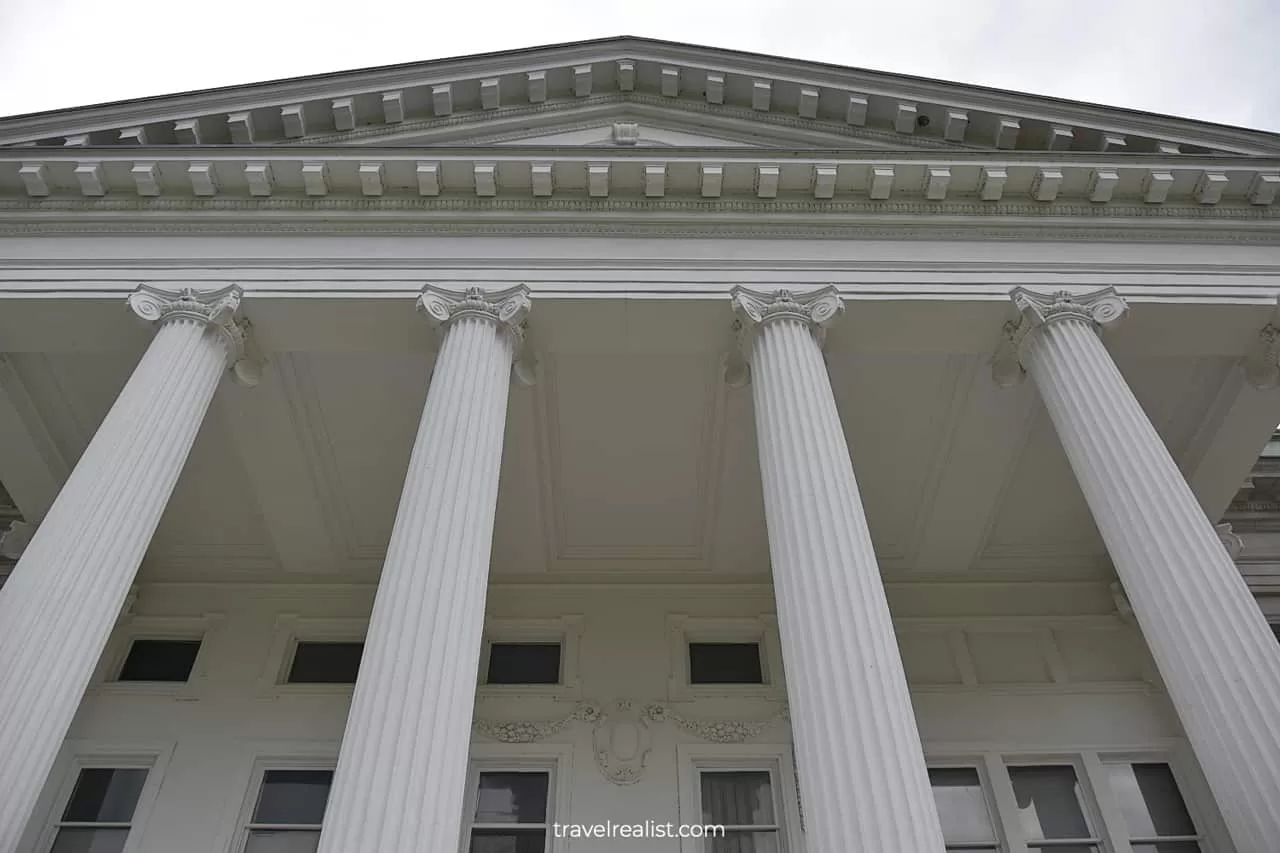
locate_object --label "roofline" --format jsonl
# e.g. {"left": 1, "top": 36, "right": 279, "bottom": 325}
{"left": 2, "top": 35, "right": 1278, "bottom": 148}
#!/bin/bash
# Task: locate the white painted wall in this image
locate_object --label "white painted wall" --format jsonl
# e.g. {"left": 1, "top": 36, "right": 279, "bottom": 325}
{"left": 17, "top": 576, "right": 1235, "bottom": 852}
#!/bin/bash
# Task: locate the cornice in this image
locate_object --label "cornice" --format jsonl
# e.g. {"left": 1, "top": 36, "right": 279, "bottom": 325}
{"left": 2, "top": 37, "right": 1277, "bottom": 156}
{"left": 3, "top": 220, "right": 1278, "bottom": 244}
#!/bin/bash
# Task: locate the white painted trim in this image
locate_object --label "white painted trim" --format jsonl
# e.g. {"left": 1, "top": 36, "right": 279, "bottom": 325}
{"left": 666, "top": 614, "right": 784, "bottom": 701}
{"left": 255, "top": 614, "right": 368, "bottom": 697}
{"left": 214, "top": 742, "right": 339, "bottom": 853}
{"left": 478, "top": 615, "right": 584, "bottom": 700}
{"left": 21, "top": 740, "right": 175, "bottom": 853}
{"left": 674, "top": 742, "right": 805, "bottom": 853}
{"left": 462, "top": 742, "right": 574, "bottom": 853}
{"left": 89, "top": 612, "right": 225, "bottom": 698}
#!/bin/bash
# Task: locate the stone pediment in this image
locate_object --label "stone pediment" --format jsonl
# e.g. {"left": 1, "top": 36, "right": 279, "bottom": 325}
{"left": 2, "top": 36, "right": 1279, "bottom": 156}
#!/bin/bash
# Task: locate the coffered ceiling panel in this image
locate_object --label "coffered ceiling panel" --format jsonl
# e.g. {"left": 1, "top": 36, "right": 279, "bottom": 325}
{"left": 706, "top": 383, "right": 769, "bottom": 575}
{"left": 491, "top": 384, "right": 549, "bottom": 575}
{"left": 828, "top": 353, "right": 972, "bottom": 565}
{"left": 288, "top": 351, "right": 432, "bottom": 557}
{"left": 539, "top": 352, "right": 722, "bottom": 562}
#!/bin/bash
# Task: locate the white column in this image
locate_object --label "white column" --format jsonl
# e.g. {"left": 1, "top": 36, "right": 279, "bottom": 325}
{"left": 317, "top": 285, "right": 530, "bottom": 853}
{"left": 993, "top": 287, "right": 1280, "bottom": 853}
{"left": 0, "top": 285, "right": 253, "bottom": 853}
{"left": 729, "top": 287, "right": 946, "bottom": 853}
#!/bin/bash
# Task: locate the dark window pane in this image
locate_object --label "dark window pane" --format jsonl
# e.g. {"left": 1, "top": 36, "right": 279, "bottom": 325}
{"left": 1009, "top": 766, "right": 1091, "bottom": 840}
{"left": 485, "top": 643, "right": 560, "bottom": 685}
{"left": 253, "top": 770, "right": 333, "bottom": 824}
{"left": 117, "top": 639, "right": 201, "bottom": 682}
{"left": 468, "top": 829, "right": 547, "bottom": 853}
{"left": 1026, "top": 847, "right": 1097, "bottom": 853}
{"left": 1271, "top": 623, "right": 1280, "bottom": 643}
{"left": 61, "top": 769, "right": 147, "bottom": 822}
{"left": 1108, "top": 763, "right": 1197, "bottom": 838}
{"left": 689, "top": 643, "right": 763, "bottom": 684}
{"left": 286, "top": 642, "right": 363, "bottom": 684}
{"left": 473, "top": 772, "right": 549, "bottom": 823}
{"left": 50, "top": 828, "right": 129, "bottom": 853}
{"left": 244, "top": 830, "right": 322, "bottom": 852}
{"left": 701, "top": 771, "right": 775, "bottom": 825}
{"left": 1131, "top": 844, "right": 1200, "bottom": 853}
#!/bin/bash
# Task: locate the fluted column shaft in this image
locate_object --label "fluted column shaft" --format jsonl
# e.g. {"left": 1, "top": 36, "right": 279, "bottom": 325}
{"left": 316, "top": 285, "right": 530, "bottom": 853}
{"left": 0, "top": 286, "right": 249, "bottom": 853}
{"left": 732, "top": 287, "right": 946, "bottom": 853}
{"left": 1005, "top": 287, "right": 1280, "bottom": 853}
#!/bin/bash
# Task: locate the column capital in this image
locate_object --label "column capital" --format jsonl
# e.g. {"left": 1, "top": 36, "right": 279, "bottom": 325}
{"left": 726, "top": 286, "right": 843, "bottom": 387}
{"left": 991, "top": 286, "right": 1128, "bottom": 388}
{"left": 127, "top": 284, "right": 259, "bottom": 386}
{"left": 1239, "top": 295, "right": 1280, "bottom": 390}
{"left": 416, "top": 284, "right": 534, "bottom": 385}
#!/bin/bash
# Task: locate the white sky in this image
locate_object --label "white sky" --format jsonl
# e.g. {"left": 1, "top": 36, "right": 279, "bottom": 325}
{"left": 1, "top": 0, "right": 1277, "bottom": 131}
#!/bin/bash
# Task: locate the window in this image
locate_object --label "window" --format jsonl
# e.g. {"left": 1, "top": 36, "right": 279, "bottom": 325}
{"left": 243, "top": 769, "right": 333, "bottom": 852}
{"left": 699, "top": 770, "right": 780, "bottom": 852}
{"left": 1104, "top": 762, "right": 1202, "bottom": 852}
{"left": 1271, "top": 622, "right": 1280, "bottom": 644}
{"left": 689, "top": 643, "right": 764, "bottom": 685}
{"left": 49, "top": 768, "right": 148, "bottom": 853}
{"left": 928, "top": 767, "right": 999, "bottom": 851}
{"left": 666, "top": 616, "right": 783, "bottom": 700}
{"left": 1008, "top": 765, "right": 1101, "bottom": 852}
{"left": 465, "top": 771, "right": 551, "bottom": 853}
{"left": 117, "top": 639, "right": 201, "bottom": 683}
{"left": 286, "top": 642, "right": 363, "bottom": 684}
{"left": 485, "top": 643, "right": 561, "bottom": 685}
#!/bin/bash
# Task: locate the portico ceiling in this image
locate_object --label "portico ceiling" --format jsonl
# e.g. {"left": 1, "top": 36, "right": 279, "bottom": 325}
{"left": 0, "top": 292, "right": 1272, "bottom": 585}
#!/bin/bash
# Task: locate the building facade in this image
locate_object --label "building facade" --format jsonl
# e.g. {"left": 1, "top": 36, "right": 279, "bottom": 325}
{"left": 1, "top": 36, "right": 1280, "bottom": 853}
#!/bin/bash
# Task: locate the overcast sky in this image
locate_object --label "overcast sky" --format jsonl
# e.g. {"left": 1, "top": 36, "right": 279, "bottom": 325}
{"left": 1, "top": 0, "right": 1277, "bottom": 131}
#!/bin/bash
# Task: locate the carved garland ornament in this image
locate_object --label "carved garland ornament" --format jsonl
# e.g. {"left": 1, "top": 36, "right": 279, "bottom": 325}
{"left": 990, "top": 286, "right": 1128, "bottom": 388}
{"left": 643, "top": 702, "right": 790, "bottom": 743}
{"left": 472, "top": 701, "right": 602, "bottom": 743}
{"left": 127, "top": 284, "right": 260, "bottom": 386}
{"left": 416, "top": 284, "right": 536, "bottom": 386}
{"left": 725, "top": 285, "right": 844, "bottom": 387}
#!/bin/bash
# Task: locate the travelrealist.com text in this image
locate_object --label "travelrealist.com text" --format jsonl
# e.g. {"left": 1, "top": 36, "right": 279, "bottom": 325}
{"left": 552, "top": 821, "right": 726, "bottom": 839}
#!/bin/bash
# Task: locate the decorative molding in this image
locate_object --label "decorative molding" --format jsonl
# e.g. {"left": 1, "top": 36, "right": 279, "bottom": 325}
{"left": 127, "top": 284, "right": 260, "bottom": 385}
{"left": 726, "top": 286, "right": 843, "bottom": 387}
{"left": 1217, "top": 522, "right": 1245, "bottom": 561}
{"left": 472, "top": 701, "right": 602, "bottom": 743}
{"left": 1241, "top": 296, "right": 1280, "bottom": 390}
{"left": 416, "top": 284, "right": 534, "bottom": 386}
{"left": 592, "top": 698, "right": 652, "bottom": 784}
{"left": 990, "top": 287, "right": 1128, "bottom": 388}
{"left": 479, "top": 615, "right": 584, "bottom": 700}
{"left": 0, "top": 520, "right": 32, "bottom": 559}
{"left": 664, "top": 614, "right": 786, "bottom": 701}
{"left": 645, "top": 701, "right": 790, "bottom": 743}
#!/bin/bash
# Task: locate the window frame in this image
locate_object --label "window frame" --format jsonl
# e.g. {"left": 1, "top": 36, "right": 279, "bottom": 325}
{"left": 91, "top": 613, "right": 223, "bottom": 697}
{"left": 222, "top": 748, "right": 338, "bottom": 853}
{"left": 1000, "top": 755, "right": 1106, "bottom": 851}
{"left": 675, "top": 743, "right": 803, "bottom": 853}
{"left": 26, "top": 741, "right": 174, "bottom": 853}
{"left": 1088, "top": 752, "right": 1209, "bottom": 853}
{"left": 666, "top": 615, "right": 784, "bottom": 701}
{"left": 461, "top": 743, "right": 574, "bottom": 853}
{"left": 256, "top": 615, "right": 368, "bottom": 696}
{"left": 925, "top": 758, "right": 1005, "bottom": 852}
{"left": 478, "top": 617, "right": 583, "bottom": 700}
